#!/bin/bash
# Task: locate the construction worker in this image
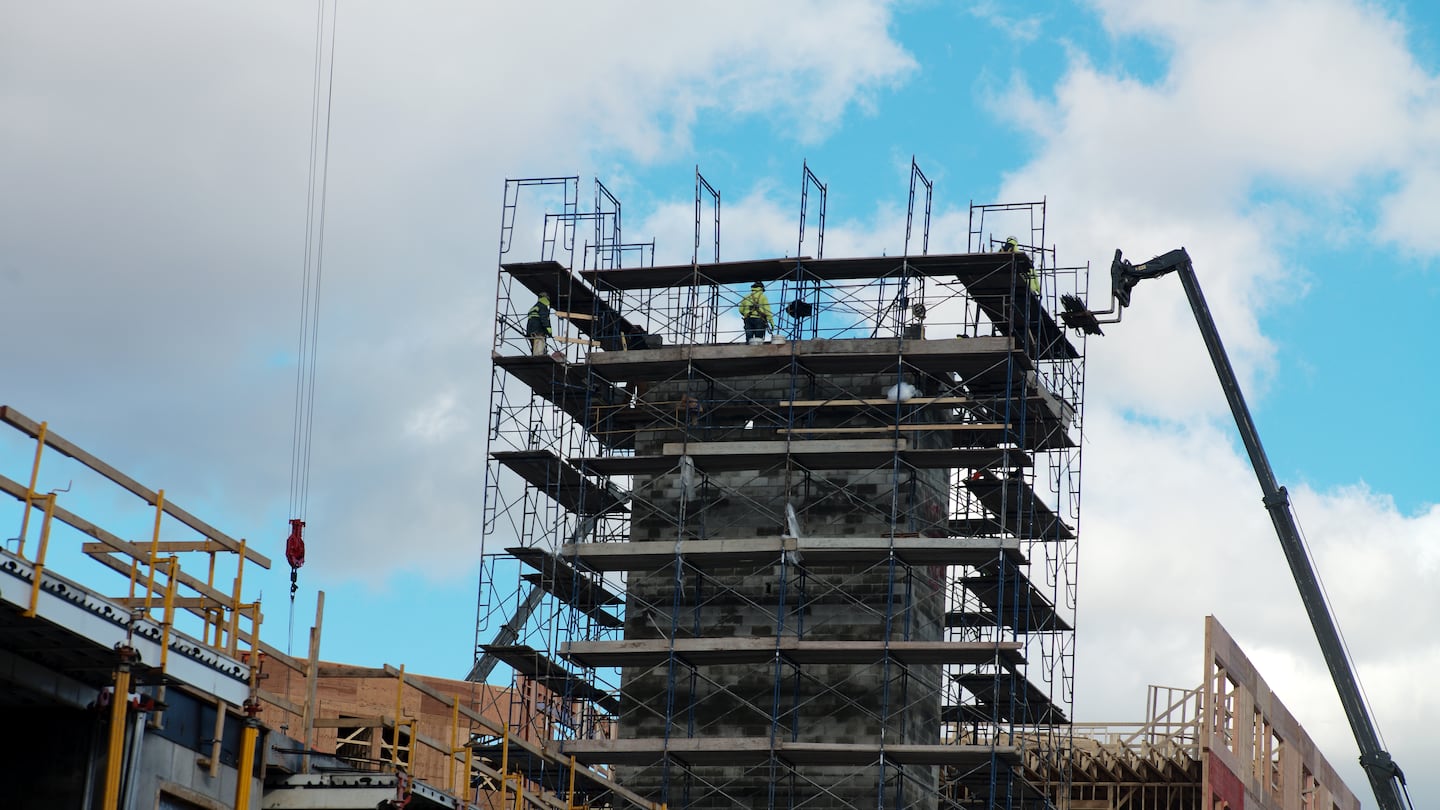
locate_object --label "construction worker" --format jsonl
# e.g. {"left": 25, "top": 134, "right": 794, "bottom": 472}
{"left": 738, "top": 281, "right": 772, "bottom": 344}
{"left": 526, "top": 292, "right": 553, "bottom": 356}
{"left": 1001, "top": 237, "right": 1041, "bottom": 295}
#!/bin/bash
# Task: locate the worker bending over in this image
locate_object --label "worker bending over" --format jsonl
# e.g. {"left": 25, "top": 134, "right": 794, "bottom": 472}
{"left": 526, "top": 293, "right": 553, "bottom": 356}
{"left": 739, "top": 281, "right": 772, "bottom": 344}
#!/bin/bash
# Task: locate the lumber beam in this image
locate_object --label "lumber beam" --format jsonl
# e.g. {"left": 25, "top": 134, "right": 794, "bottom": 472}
{"left": 83, "top": 541, "right": 227, "bottom": 554}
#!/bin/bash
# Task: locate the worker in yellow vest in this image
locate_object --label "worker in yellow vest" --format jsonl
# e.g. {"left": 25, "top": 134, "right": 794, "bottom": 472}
{"left": 739, "top": 282, "right": 772, "bottom": 345}
{"left": 1001, "top": 236, "right": 1040, "bottom": 295}
{"left": 526, "top": 293, "right": 553, "bottom": 356}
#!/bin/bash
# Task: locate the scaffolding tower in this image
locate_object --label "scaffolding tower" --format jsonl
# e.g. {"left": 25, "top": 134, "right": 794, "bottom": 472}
{"left": 474, "top": 167, "right": 1089, "bottom": 810}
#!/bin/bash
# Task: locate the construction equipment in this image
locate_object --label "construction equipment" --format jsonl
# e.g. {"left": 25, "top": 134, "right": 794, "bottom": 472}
{"left": 1062, "top": 248, "right": 1412, "bottom": 810}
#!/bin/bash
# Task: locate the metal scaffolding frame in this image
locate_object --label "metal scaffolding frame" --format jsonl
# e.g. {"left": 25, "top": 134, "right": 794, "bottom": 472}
{"left": 475, "top": 168, "right": 1089, "bottom": 810}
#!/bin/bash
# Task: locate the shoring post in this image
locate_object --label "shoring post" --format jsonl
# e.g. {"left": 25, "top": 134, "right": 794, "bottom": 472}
{"left": 234, "top": 701, "right": 262, "bottom": 810}
{"left": 143, "top": 489, "right": 165, "bottom": 610}
{"left": 392, "top": 664, "right": 404, "bottom": 767}
{"left": 159, "top": 556, "right": 179, "bottom": 671}
{"left": 568, "top": 755, "right": 578, "bottom": 810}
{"left": 204, "top": 546, "right": 219, "bottom": 644}
{"left": 499, "top": 728, "right": 511, "bottom": 809}
{"left": 462, "top": 746, "right": 474, "bottom": 807}
{"left": 100, "top": 642, "right": 138, "bottom": 810}
{"left": 16, "top": 420, "right": 47, "bottom": 557}
{"left": 23, "top": 493, "right": 57, "bottom": 617}
{"left": 209, "top": 701, "right": 227, "bottom": 778}
{"left": 301, "top": 591, "right": 324, "bottom": 774}
{"left": 449, "top": 696, "right": 460, "bottom": 793}
{"left": 234, "top": 625, "right": 264, "bottom": 810}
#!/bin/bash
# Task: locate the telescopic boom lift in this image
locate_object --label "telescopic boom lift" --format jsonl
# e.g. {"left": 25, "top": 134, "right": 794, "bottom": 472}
{"left": 1061, "top": 248, "right": 1411, "bottom": 810}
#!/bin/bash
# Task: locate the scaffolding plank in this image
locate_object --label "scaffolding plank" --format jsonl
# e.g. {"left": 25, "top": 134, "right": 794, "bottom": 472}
{"left": 560, "top": 638, "right": 1023, "bottom": 668}
{"left": 561, "top": 736, "right": 1019, "bottom": 768}
{"left": 961, "top": 470, "right": 1073, "bottom": 540}
{"left": 561, "top": 535, "right": 1023, "bottom": 571}
{"left": 491, "top": 449, "right": 628, "bottom": 515}
{"left": 479, "top": 644, "right": 619, "bottom": 714}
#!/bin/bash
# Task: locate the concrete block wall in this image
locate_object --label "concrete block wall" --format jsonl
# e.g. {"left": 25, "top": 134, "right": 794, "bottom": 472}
{"left": 617, "top": 370, "right": 952, "bottom": 810}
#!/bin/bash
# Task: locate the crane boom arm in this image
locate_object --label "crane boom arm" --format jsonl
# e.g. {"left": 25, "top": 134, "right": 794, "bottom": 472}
{"left": 1108, "top": 248, "right": 1408, "bottom": 810}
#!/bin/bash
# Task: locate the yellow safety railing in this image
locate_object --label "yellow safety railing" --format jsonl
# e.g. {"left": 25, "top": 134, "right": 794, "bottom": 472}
{"left": 22, "top": 492, "right": 57, "bottom": 618}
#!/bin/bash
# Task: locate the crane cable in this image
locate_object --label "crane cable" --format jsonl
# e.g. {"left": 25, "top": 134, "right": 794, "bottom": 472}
{"left": 287, "top": 0, "right": 340, "bottom": 655}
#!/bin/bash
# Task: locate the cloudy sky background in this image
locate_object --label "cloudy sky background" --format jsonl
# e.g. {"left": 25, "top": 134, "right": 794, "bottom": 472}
{"left": 4, "top": 1, "right": 1439, "bottom": 804}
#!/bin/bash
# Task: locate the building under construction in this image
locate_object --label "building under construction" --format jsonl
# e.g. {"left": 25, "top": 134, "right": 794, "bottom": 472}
{"left": 0, "top": 166, "right": 1364, "bottom": 810}
{"left": 473, "top": 167, "right": 1085, "bottom": 810}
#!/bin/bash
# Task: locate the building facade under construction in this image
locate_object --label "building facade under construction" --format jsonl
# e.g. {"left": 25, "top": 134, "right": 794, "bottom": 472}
{"left": 474, "top": 168, "right": 1087, "bottom": 810}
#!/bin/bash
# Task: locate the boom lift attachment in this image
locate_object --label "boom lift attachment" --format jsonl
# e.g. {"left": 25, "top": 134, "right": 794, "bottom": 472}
{"left": 1062, "top": 248, "right": 1411, "bottom": 810}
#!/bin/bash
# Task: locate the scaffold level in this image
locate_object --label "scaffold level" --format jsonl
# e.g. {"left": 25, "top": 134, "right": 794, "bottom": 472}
{"left": 475, "top": 172, "right": 1087, "bottom": 810}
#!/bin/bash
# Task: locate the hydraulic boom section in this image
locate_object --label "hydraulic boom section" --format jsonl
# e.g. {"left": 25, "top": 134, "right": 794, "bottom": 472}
{"left": 1065, "top": 248, "right": 1410, "bottom": 810}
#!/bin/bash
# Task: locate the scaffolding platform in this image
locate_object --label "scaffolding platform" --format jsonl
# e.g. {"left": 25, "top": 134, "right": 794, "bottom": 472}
{"left": 592, "top": 396, "right": 1076, "bottom": 452}
{"left": 581, "top": 253, "right": 1077, "bottom": 360}
{"left": 560, "top": 737, "right": 1021, "bottom": 768}
{"left": 501, "top": 260, "right": 644, "bottom": 347}
{"left": 559, "top": 638, "right": 1024, "bottom": 669}
{"left": 467, "top": 741, "right": 617, "bottom": 807}
{"left": 948, "top": 562, "right": 1071, "bottom": 633}
{"left": 582, "top": 336, "right": 1029, "bottom": 387}
{"left": 490, "top": 353, "right": 612, "bottom": 429}
{"left": 478, "top": 644, "right": 620, "bottom": 714}
{"left": 490, "top": 450, "right": 628, "bottom": 516}
{"left": 561, "top": 535, "right": 1024, "bottom": 571}
{"left": 507, "top": 546, "right": 624, "bottom": 629}
{"left": 961, "top": 471, "right": 1074, "bottom": 540}
{"left": 574, "top": 441, "right": 1030, "bottom": 475}
{"left": 951, "top": 672, "right": 1069, "bottom": 725}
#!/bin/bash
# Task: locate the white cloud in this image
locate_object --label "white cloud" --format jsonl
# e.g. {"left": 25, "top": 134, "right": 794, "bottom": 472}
{"left": 994, "top": 0, "right": 1440, "bottom": 799}
{"left": 0, "top": 2, "right": 917, "bottom": 589}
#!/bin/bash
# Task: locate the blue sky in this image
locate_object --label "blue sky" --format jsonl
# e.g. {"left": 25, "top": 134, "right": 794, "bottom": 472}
{"left": 5, "top": 1, "right": 1440, "bottom": 806}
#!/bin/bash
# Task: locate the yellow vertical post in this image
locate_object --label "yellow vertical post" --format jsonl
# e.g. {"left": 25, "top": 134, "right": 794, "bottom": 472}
{"left": 159, "top": 556, "right": 179, "bottom": 672}
{"left": 234, "top": 718, "right": 259, "bottom": 810}
{"left": 567, "top": 755, "right": 578, "bottom": 810}
{"left": 23, "top": 494, "right": 57, "bottom": 618}
{"left": 462, "top": 747, "right": 474, "bottom": 807}
{"left": 17, "top": 421, "right": 47, "bottom": 558}
{"left": 227, "top": 540, "right": 248, "bottom": 656}
{"left": 100, "top": 654, "right": 133, "bottom": 810}
{"left": 248, "top": 602, "right": 263, "bottom": 659}
{"left": 143, "top": 489, "right": 165, "bottom": 611}
{"left": 234, "top": 620, "right": 263, "bottom": 810}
